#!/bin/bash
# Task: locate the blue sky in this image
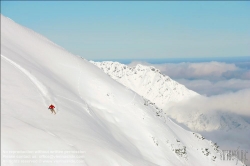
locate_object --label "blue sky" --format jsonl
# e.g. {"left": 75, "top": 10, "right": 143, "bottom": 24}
{"left": 1, "top": 1, "right": 250, "bottom": 60}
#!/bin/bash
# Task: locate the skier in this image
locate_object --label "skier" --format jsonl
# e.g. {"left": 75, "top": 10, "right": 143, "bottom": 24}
{"left": 48, "top": 104, "right": 56, "bottom": 114}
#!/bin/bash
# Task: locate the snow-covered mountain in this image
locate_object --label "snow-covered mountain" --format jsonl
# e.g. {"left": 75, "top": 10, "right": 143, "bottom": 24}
{"left": 91, "top": 61, "right": 198, "bottom": 108}
{"left": 91, "top": 59, "right": 250, "bottom": 165}
{"left": 91, "top": 61, "right": 249, "bottom": 130}
{"left": 1, "top": 14, "right": 244, "bottom": 166}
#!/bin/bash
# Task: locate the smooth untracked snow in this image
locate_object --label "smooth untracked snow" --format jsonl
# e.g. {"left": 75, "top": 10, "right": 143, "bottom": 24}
{"left": 1, "top": 14, "right": 244, "bottom": 166}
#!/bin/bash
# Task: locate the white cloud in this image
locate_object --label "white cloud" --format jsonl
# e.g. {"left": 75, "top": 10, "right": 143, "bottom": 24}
{"left": 166, "top": 89, "right": 250, "bottom": 130}
{"left": 193, "top": 89, "right": 250, "bottom": 116}
{"left": 177, "top": 78, "right": 250, "bottom": 96}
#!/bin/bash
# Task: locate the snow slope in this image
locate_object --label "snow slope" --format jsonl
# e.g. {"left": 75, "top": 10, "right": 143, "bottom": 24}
{"left": 1, "top": 14, "right": 244, "bottom": 166}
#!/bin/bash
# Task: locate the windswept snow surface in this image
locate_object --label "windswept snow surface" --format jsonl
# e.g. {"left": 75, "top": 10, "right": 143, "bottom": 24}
{"left": 1, "top": 15, "right": 244, "bottom": 166}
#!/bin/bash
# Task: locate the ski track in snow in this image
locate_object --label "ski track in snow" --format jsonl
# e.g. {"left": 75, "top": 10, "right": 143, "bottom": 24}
{"left": 55, "top": 95, "right": 92, "bottom": 116}
{"left": 62, "top": 56, "right": 90, "bottom": 110}
{"left": 59, "top": 56, "right": 83, "bottom": 101}
{"left": 56, "top": 95, "right": 86, "bottom": 107}
{"left": 57, "top": 57, "right": 93, "bottom": 116}
{"left": 1, "top": 54, "right": 51, "bottom": 105}
{"left": 1, "top": 54, "right": 87, "bottom": 115}
{"left": 75, "top": 56, "right": 85, "bottom": 101}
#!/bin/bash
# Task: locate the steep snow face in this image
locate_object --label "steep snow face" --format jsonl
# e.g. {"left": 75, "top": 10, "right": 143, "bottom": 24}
{"left": 91, "top": 61, "right": 198, "bottom": 108}
{"left": 1, "top": 14, "right": 244, "bottom": 166}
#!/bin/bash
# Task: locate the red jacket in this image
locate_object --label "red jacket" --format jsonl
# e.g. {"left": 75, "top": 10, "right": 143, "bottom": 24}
{"left": 49, "top": 104, "right": 55, "bottom": 109}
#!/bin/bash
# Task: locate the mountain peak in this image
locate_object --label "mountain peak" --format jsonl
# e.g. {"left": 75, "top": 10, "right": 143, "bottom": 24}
{"left": 91, "top": 61, "right": 198, "bottom": 109}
